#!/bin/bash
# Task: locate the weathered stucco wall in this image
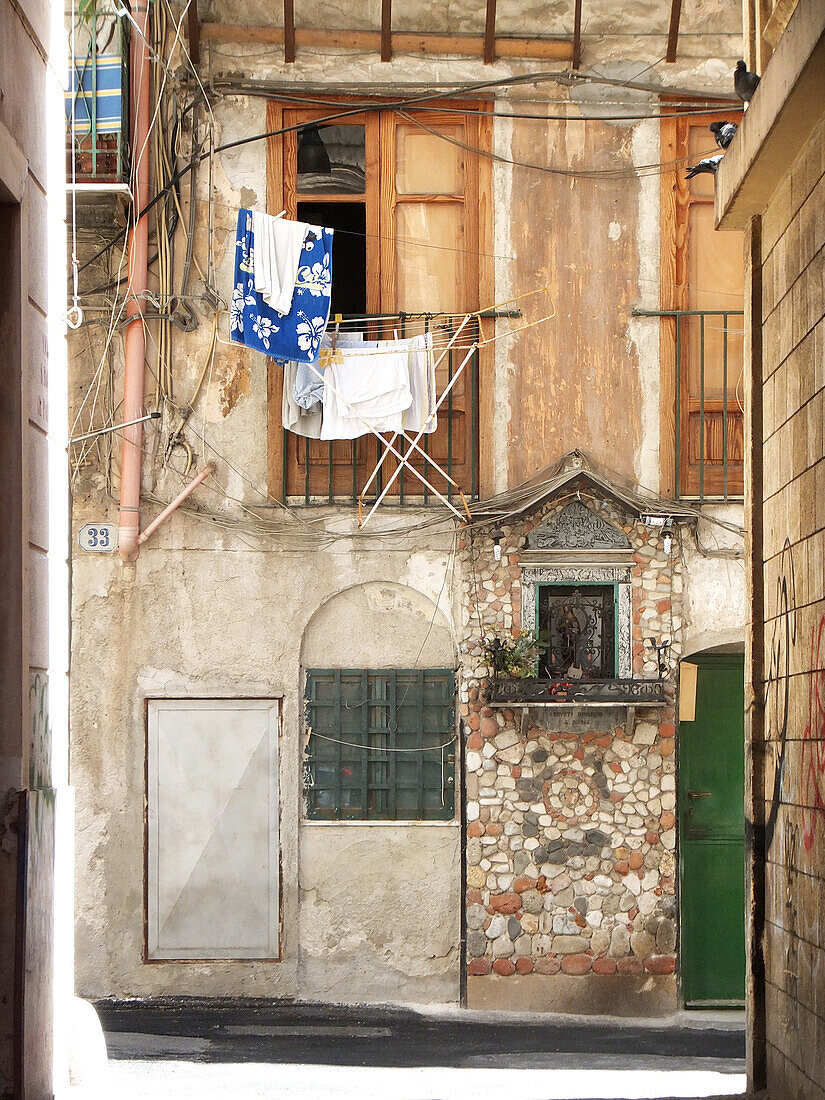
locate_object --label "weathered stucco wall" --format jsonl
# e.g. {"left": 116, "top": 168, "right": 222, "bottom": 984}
{"left": 681, "top": 505, "right": 746, "bottom": 657}
{"left": 71, "top": 520, "right": 461, "bottom": 1001}
{"left": 298, "top": 583, "right": 460, "bottom": 1002}
{"left": 299, "top": 825, "right": 460, "bottom": 1003}
{"left": 505, "top": 113, "right": 646, "bottom": 487}
{"left": 70, "top": 0, "right": 747, "bottom": 1011}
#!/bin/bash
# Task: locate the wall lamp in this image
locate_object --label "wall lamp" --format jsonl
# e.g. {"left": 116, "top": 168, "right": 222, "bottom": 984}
{"left": 643, "top": 514, "right": 674, "bottom": 554}
{"left": 491, "top": 529, "right": 504, "bottom": 562}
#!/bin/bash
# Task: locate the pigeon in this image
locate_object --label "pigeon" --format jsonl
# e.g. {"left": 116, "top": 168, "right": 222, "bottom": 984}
{"left": 685, "top": 154, "right": 724, "bottom": 179}
{"left": 734, "top": 60, "right": 760, "bottom": 102}
{"left": 709, "top": 121, "right": 738, "bottom": 149}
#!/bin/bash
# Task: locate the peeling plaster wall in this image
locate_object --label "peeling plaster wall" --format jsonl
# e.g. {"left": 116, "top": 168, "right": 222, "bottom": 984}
{"left": 298, "top": 583, "right": 460, "bottom": 1003}
{"left": 681, "top": 505, "right": 746, "bottom": 657}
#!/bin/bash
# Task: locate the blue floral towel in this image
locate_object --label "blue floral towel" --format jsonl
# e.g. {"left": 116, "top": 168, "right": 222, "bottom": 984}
{"left": 231, "top": 209, "right": 333, "bottom": 364}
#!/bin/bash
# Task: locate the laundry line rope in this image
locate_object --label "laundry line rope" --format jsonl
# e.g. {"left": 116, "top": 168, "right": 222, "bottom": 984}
{"left": 307, "top": 730, "right": 456, "bottom": 753}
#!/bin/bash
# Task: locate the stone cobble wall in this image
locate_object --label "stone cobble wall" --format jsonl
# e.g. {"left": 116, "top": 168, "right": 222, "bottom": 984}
{"left": 457, "top": 495, "right": 682, "bottom": 979}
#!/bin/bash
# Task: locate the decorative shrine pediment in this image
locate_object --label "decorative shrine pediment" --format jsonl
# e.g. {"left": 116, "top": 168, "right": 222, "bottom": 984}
{"left": 526, "top": 501, "right": 630, "bottom": 551}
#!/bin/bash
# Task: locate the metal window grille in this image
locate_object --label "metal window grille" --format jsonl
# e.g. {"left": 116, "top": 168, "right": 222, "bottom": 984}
{"left": 303, "top": 669, "right": 456, "bottom": 821}
{"left": 283, "top": 313, "right": 480, "bottom": 505}
{"left": 633, "top": 309, "right": 745, "bottom": 502}
{"left": 539, "top": 584, "right": 617, "bottom": 680}
{"left": 66, "top": 2, "right": 129, "bottom": 183}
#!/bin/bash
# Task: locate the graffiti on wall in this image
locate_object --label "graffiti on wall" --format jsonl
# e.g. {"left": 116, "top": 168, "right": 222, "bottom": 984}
{"left": 764, "top": 539, "right": 796, "bottom": 853}
{"left": 801, "top": 615, "right": 825, "bottom": 852}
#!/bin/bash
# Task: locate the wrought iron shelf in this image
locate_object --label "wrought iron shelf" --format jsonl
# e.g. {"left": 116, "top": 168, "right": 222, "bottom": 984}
{"left": 489, "top": 677, "right": 669, "bottom": 707}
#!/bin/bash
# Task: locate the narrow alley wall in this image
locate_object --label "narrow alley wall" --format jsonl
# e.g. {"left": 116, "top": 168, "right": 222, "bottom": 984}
{"left": 0, "top": 0, "right": 69, "bottom": 1093}
{"left": 717, "top": 0, "right": 825, "bottom": 1092}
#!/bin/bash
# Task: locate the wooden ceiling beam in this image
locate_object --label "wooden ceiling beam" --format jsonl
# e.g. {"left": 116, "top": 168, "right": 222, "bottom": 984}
{"left": 380, "top": 0, "right": 392, "bottom": 61}
{"left": 187, "top": 0, "right": 200, "bottom": 65}
{"left": 572, "top": 0, "right": 582, "bottom": 70}
{"left": 666, "top": 0, "right": 682, "bottom": 63}
{"left": 283, "top": 0, "right": 295, "bottom": 62}
{"left": 484, "top": 0, "right": 496, "bottom": 64}
{"left": 200, "top": 24, "right": 575, "bottom": 62}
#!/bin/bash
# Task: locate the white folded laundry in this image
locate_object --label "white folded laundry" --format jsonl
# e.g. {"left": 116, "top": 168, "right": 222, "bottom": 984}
{"left": 320, "top": 346, "right": 412, "bottom": 440}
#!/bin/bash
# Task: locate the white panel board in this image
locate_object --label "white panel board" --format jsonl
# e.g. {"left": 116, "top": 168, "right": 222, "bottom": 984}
{"left": 147, "top": 699, "right": 280, "bottom": 959}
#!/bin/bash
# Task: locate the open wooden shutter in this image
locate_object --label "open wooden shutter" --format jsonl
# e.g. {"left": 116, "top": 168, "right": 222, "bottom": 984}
{"left": 379, "top": 109, "right": 480, "bottom": 500}
{"left": 661, "top": 112, "right": 745, "bottom": 499}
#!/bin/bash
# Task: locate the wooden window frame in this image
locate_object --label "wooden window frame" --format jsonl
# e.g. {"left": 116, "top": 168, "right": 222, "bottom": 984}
{"left": 660, "top": 109, "right": 745, "bottom": 500}
{"left": 266, "top": 98, "right": 494, "bottom": 504}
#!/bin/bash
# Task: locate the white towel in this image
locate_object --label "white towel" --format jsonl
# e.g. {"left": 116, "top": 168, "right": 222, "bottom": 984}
{"left": 401, "top": 333, "right": 437, "bottom": 434}
{"left": 252, "top": 213, "right": 312, "bottom": 317}
{"left": 333, "top": 332, "right": 437, "bottom": 435}
{"left": 320, "top": 347, "right": 412, "bottom": 440}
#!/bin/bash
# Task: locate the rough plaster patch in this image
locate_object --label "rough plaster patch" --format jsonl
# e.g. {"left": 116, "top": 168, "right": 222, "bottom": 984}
{"left": 218, "top": 345, "right": 251, "bottom": 416}
{"left": 608, "top": 221, "right": 622, "bottom": 241}
{"left": 492, "top": 112, "right": 514, "bottom": 495}
{"left": 681, "top": 505, "right": 745, "bottom": 648}
{"left": 299, "top": 826, "right": 459, "bottom": 982}
{"left": 73, "top": 557, "right": 118, "bottom": 602}
{"left": 401, "top": 551, "right": 457, "bottom": 625}
{"left": 629, "top": 118, "right": 661, "bottom": 492}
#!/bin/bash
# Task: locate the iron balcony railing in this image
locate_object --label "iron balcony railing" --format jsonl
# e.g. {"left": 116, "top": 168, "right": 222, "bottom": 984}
{"left": 282, "top": 312, "right": 481, "bottom": 506}
{"left": 489, "top": 677, "right": 669, "bottom": 707}
{"left": 66, "top": 2, "right": 129, "bottom": 183}
{"left": 635, "top": 309, "right": 745, "bottom": 503}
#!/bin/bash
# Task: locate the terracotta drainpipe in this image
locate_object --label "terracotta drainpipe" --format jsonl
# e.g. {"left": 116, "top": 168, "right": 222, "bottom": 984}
{"left": 138, "top": 463, "right": 216, "bottom": 545}
{"left": 118, "top": 1, "right": 152, "bottom": 562}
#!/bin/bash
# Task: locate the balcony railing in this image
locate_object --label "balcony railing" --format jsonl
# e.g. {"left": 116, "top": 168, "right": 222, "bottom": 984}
{"left": 489, "top": 677, "right": 669, "bottom": 706}
{"left": 66, "top": 3, "right": 129, "bottom": 183}
{"left": 281, "top": 312, "right": 480, "bottom": 505}
{"left": 635, "top": 309, "right": 745, "bottom": 503}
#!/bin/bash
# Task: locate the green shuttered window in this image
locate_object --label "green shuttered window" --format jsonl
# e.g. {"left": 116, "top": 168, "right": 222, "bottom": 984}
{"left": 304, "top": 669, "right": 456, "bottom": 821}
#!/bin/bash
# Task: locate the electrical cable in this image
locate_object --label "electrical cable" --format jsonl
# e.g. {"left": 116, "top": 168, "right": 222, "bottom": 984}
{"left": 75, "top": 64, "right": 741, "bottom": 276}
{"left": 252, "top": 87, "right": 744, "bottom": 123}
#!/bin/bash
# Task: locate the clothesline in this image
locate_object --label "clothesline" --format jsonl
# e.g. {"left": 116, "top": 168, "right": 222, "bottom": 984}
{"left": 219, "top": 284, "right": 549, "bottom": 352}
{"left": 307, "top": 730, "right": 455, "bottom": 753}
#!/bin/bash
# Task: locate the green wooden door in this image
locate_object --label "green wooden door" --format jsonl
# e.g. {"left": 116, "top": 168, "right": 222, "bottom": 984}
{"left": 679, "top": 654, "right": 745, "bottom": 1006}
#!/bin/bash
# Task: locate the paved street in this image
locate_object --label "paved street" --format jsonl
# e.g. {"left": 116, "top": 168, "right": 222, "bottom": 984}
{"left": 81, "top": 1000, "right": 748, "bottom": 1099}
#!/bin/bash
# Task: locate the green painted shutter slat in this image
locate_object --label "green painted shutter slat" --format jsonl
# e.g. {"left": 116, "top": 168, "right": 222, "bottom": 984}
{"left": 304, "top": 668, "right": 455, "bottom": 821}
{"left": 360, "top": 669, "right": 369, "bottom": 818}
{"left": 334, "top": 668, "right": 342, "bottom": 818}
{"left": 416, "top": 670, "right": 424, "bottom": 819}
{"left": 388, "top": 669, "right": 397, "bottom": 820}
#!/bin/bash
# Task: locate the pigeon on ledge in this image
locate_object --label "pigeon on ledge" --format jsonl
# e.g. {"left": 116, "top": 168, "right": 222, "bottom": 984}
{"left": 710, "top": 121, "right": 738, "bottom": 149}
{"left": 685, "top": 154, "right": 724, "bottom": 179}
{"left": 734, "top": 60, "right": 760, "bottom": 102}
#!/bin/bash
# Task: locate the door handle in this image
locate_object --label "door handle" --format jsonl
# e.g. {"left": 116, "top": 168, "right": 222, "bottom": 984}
{"left": 688, "top": 790, "right": 712, "bottom": 799}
